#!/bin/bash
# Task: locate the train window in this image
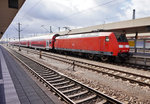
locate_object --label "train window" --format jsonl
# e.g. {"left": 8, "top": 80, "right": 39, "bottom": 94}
{"left": 105, "top": 36, "right": 109, "bottom": 42}
{"left": 47, "top": 41, "right": 49, "bottom": 46}
{"left": 49, "top": 40, "right": 52, "bottom": 44}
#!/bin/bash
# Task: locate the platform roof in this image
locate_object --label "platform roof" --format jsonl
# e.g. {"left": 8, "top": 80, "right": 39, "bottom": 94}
{"left": 58, "top": 17, "right": 150, "bottom": 35}
{"left": 0, "top": 0, "right": 26, "bottom": 38}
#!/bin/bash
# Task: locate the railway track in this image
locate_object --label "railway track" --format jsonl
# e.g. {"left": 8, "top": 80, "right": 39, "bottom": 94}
{"left": 13, "top": 47, "right": 150, "bottom": 88}
{"left": 8, "top": 48, "right": 121, "bottom": 104}
{"left": 112, "top": 59, "right": 150, "bottom": 70}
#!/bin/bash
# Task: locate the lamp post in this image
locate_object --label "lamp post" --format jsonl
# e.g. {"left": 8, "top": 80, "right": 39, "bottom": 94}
{"left": 18, "top": 23, "right": 21, "bottom": 51}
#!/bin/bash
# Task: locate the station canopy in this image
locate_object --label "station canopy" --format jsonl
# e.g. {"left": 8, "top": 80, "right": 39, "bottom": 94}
{"left": 58, "top": 17, "right": 150, "bottom": 35}
{"left": 1, "top": 0, "right": 150, "bottom": 38}
{"left": 0, "top": 0, "right": 26, "bottom": 38}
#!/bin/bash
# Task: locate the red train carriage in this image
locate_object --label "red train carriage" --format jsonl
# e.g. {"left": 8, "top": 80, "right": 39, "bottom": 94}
{"left": 29, "top": 34, "right": 54, "bottom": 50}
{"left": 10, "top": 38, "right": 29, "bottom": 47}
{"left": 20, "top": 38, "right": 29, "bottom": 47}
{"left": 54, "top": 32, "right": 129, "bottom": 61}
{"left": 11, "top": 32, "right": 129, "bottom": 61}
{"left": 11, "top": 39, "right": 21, "bottom": 46}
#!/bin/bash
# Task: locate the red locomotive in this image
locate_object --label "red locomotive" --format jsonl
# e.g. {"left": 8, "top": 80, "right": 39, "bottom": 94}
{"left": 11, "top": 32, "right": 130, "bottom": 61}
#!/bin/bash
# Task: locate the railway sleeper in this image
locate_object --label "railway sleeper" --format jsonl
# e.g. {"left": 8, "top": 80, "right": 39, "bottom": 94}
{"left": 35, "top": 69, "right": 49, "bottom": 72}
{"left": 32, "top": 68, "right": 44, "bottom": 73}
{"left": 56, "top": 83, "right": 75, "bottom": 90}
{"left": 74, "top": 94, "right": 97, "bottom": 104}
{"left": 62, "top": 86, "right": 81, "bottom": 94}
{"left": 42, "top": 74, "right": 58, "bottom": 78}
{"left": 58, "top": 84, "right": 80, "bottom": 92}
{"left": 48, "top": 78, "right": 66, "bottom": 83}
{"left": 96, "top": 99, "right": 107, "bottom": 104}
{"left": 68, "top": 90, "right": 89, "bottom": 99}
{"left": 52, "top": 80, "right": 70, "bottom": 86}
{"left": 70, "top": 91, "right": 96, "bottom": 101}
{"left": 35, "top": 70, "right": 51, "bottom": 73}
{"left": 40, "top": 72, "right": 56, "bottom": 76}
{"left": 46, "top": 76, "right": 62, "bottom": 81}
{"left": 40, "top": 72, "right": 55, "bottom": 76}
{"left": 36, "top": 70, "right": 53, "bottom": 74}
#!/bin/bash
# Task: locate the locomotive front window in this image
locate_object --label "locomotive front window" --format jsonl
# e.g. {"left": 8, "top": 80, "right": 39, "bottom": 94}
{"left": 115, "top": 33, "right": 128, "bottom": 42}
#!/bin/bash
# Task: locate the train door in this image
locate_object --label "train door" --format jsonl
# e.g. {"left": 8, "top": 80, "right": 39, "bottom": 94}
{"left": 105, "top": 36, "right": 109, "bottom": 51}
{"left": 30, "top": 41, "right": 31, "bottom": 47}
{"left": 26, "top": 41, "right": 28, "bottom": 47}
{"left": 49, "top": 40, "right": 52, "bottom": 49}
{"left": 100, "top": 36, "right": 109, "bottom": 52}
{"left": 46, "top": 40, "right": 49, "bottom": 50}
{"left": 100, "top": 37, "right": 105, "bottom": 51}
{"left": 100, "top": 36, "right": 110, "bottom": 61}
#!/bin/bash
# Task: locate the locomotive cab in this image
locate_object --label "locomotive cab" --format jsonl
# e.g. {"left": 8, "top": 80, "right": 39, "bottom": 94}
{"left": 114, "top": 32, "right": 130, "bottom": 58}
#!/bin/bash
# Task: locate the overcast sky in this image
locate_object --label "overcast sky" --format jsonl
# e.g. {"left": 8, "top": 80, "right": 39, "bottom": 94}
{"left": 2, "top": 0, "right": 150, "bottom": 40}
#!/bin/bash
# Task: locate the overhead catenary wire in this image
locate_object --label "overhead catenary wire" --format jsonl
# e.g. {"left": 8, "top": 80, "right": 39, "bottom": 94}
{"left": 38, "top": 0, "right": 125, "bottom": 33}
{"left": 8, "top": 0, "right": 131, "bottom": 38}
{"left": 20, "top": 0, "right": 123, "bottom": 23}
{"left": 58, "top": 0, "right": 121, "bottom": 22}
{"left": 18, "top": 0, "right": 44, "bottom": 22}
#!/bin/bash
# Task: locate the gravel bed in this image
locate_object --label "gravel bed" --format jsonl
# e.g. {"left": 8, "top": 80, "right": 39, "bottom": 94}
{"left": 9, "top": 47, "right": 150, "bottom": 103}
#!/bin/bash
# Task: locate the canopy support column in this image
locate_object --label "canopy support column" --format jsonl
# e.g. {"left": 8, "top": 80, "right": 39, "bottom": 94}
{"left": 134, "top": 32, "right": 138, "bottom": 53}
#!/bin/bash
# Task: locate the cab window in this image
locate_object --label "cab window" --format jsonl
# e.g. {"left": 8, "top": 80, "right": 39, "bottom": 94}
{"left": 115, "top": 32, "right": 128, "bottom": 42}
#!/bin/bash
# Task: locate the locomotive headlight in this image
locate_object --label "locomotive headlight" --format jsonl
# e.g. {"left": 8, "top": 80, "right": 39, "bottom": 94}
{"left": 125, "top": 45, "right": 129, "bottom": 48}
{"left": 105, "top": 36, "right": 109, "bottom": 42}
{"left": 119, "top": 45, "right": 123, "bottom": 48}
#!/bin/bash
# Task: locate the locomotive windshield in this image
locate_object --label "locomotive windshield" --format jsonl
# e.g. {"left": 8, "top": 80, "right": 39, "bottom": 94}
{"left": 115, "top": 33, "right": 128, "bottom": 42}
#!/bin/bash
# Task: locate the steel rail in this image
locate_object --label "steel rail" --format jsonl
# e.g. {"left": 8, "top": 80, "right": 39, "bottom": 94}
{"left": 7, "top": 48, "right": 122, "bottom": 104}
{"left": 20, "top": 48, "right": 150, "bottom": 88}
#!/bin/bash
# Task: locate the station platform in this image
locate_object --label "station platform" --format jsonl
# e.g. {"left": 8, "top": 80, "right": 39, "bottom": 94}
{"left": 0, "top": 46, "right": 62, "bottom": 104}
{"left": 131, "top": 52, "right": 150, "bottom": 58}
